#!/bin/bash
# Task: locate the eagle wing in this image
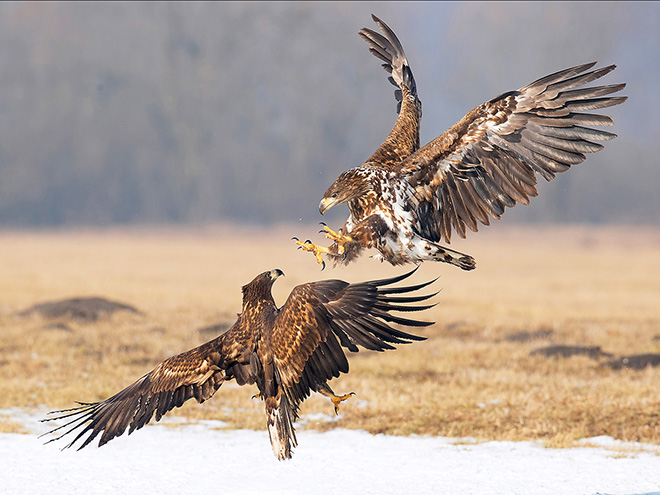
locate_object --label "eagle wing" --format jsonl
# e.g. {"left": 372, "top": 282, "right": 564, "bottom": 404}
{"left": 398, "top": 62, "right": 626, "bottom": 243}
{"left": 269, "top": 268, "right": 436, "bottom": 405}
{"left": 359, "top": 14, "right": 422, "bottom": 168}
{"left": 41, "top": 323, "right": 254, "bottom": 450}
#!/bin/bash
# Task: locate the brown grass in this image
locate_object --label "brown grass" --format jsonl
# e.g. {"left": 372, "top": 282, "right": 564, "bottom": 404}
{"left": 1, "top": 223, "right": 659, "bottom": 448}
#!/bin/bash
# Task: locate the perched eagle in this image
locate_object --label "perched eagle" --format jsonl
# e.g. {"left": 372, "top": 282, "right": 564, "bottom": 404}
{"left": 42, "top": 268, "right": 436, "bottom": 460}
{"left": 295, "top": 15, "right": 627, "bottom": 270}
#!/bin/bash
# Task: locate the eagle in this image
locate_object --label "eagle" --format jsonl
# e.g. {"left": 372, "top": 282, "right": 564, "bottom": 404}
{"left": 295, "top": 15, "right": 627, "bottom": 270}
{"left": 41, "top": 268, "right": 436, "bottom": 460}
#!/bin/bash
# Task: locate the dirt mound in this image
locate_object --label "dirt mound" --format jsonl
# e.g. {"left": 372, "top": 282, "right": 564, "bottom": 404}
{"left": 602, "top": 354, "right": 660, "bottom": 370}
{"left": 530, "top": 345, "right": 612, "bottom": 360}
{"left": 18, "top": 297, "right": 141, "bottom": 322}
{"left": 40, "top": 322, "right": 73, "bottom": 332}
{"left": 504, "top": 329, "right": 553, "bottom": 342}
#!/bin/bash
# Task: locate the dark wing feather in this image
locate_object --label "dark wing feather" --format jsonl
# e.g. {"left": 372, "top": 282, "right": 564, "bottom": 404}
{"left": 399, "top": 62, "right": 626, "bottom": 243}
{"left": 270, "top": 268, "right": 436, "bottom": 406}
{"left": 359, "top": 14, "right": 422, "bottom": 168}
{"left": 41, "top": 322, "right": 254, "bottom": 449}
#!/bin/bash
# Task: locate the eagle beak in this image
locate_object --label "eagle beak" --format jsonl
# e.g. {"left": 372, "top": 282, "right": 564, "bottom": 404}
{"left": 319, "top": 197, "right": 334, "bottom": 215}
{"left": 270, "top": 269, "right": 284, "bottom": 280}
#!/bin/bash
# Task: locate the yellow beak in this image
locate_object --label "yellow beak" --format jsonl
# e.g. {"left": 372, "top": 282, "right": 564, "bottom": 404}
{"left": 319, "top": 197, "right": 335, "bottom": 215}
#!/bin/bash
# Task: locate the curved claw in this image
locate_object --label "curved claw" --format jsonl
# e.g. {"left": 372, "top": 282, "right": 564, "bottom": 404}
{"left": 294, "top": 238, "right": 329, "bottom": 269}
{"left": 332, "top": 392, "right": 356, "bottom": 415}
{"left": 319, "top": 221, "right": 327, "bottom": 227}
{"left": 291, "top": 236, "right": 299, "bottom": 242}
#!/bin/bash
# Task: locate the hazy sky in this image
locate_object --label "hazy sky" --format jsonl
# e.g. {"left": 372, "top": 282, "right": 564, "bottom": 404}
{"left": 0, "top": 2, "right": 657, "bottom": 226}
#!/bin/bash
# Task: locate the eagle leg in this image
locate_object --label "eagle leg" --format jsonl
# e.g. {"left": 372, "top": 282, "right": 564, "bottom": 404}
{"left": 319, "top": 223, "right": 353, "bottom": 255}
{"left": 316, "top": 383, "right": 355, "bottom": 415}
{"left": 331, "top": 392, "right": 355, "bottom": 415}
{"left": 292, "top": 237, "right": 329, "bottom": 270}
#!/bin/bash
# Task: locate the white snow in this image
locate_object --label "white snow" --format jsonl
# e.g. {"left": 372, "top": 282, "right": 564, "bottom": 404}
{"left": 3, "top": 408, "right": 660, "bottom": 495}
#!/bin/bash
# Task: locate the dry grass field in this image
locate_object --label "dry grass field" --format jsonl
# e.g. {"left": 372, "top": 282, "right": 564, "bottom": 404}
{"left": 1, "top": 223, "right": 659, "bottom": 448}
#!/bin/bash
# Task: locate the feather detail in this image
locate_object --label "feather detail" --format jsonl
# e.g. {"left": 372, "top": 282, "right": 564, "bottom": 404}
{"left": 397, "top": 62, "right": 625, "bottom": 245}
{"left": 41, "top": 268, "right": 437, "bottom": 460}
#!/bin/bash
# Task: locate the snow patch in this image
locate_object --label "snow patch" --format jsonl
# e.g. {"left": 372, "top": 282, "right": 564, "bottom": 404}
{"left": 4, "top": 408, "right": 660, "bottom": 495}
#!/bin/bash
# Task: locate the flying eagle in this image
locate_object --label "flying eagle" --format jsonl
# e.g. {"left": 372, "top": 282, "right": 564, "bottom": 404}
{"left": 41, "top": 268, "right": 436, "bottom": 460}
{"left": 295, "top": 15, "right": 627, "bottom": 270}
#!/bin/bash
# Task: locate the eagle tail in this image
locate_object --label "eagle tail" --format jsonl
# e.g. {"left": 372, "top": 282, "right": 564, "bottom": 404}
{"left": 266, "top": 393, "right": 297, "bottom": 461}
{"left": 428, "top": 241, "right": 476, "bottom": 271}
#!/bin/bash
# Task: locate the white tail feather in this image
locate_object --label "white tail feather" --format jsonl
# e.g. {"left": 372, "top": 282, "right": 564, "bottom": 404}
{"left": 267, "top": 395, "right": 297, "bottom": 460}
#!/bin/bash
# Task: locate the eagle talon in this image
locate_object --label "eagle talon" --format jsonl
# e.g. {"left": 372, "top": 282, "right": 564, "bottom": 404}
{"left": 315, "top": 225, "right": 353, "bottom": 257}
{"left": 317, "top": 385, "right": 356, "bottom": 415}
{"left": 320, "top": 225, "right": 352, "bottom": 245}
{"left": 294, "top": 238, "right": 330, "bottom": 268}
{"left": 331, "top": 392, "right": 356, "bottom": 415}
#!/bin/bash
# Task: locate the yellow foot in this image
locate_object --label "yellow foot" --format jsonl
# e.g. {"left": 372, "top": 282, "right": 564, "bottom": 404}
{"left": 316, "top": 383, "right": 355, "bottom": 414}
{"left": 291, "top": 237, "right": 329, "bottom": 270}
{"left": 319, "top": 223, "right": 352, "bottom": 255}
{"left": 331, "top": 392, "right": 355, "bottom": 415}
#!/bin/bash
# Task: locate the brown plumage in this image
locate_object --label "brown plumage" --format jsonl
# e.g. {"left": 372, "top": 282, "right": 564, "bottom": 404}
{"left": 300, "top": 14, "right": 627, "bottom": 270}
{"left": 41, "top": 268, "right": 436, "bottom": 460}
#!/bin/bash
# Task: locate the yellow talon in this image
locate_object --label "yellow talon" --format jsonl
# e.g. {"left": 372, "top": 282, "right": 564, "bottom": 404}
{"left": 331, "top": 392, "right": 356, "bottom": 415}
{"left": 293, "top": 238, "right": 329, "bottom": 269}
{"left": 319, "top": 224, "right": 353, "bottom": 256}
{"left": 316, "top": 383, "right": 356, "bottom": 415}
{"left": 320, "top": 224, "right": 352, "bottom": 244}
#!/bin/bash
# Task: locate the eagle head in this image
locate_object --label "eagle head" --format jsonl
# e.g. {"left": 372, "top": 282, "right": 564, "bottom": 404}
{"left": 241, "top": 269, "right": 284, "bottom": 306}
{"left": 320, "top": 168, "right": 372, "bottom": 214}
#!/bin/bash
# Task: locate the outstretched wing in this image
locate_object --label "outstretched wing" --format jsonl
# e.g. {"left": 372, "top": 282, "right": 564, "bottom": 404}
{"left": 41, "top": 323, "right": 253, "bottom": 450}
{"left": 269, "top": 268, "right": 436, "bottom": 405}
{"left": 360, "top": 14, "right": 422, "bottom": 168}
{"left": 399, "top": 62, "right": 626, "bottom": 243}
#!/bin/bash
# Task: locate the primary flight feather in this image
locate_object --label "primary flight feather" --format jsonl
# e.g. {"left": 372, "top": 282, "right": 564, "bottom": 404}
{"left": 295, "top": 14, "right": 626, "bottom": 270}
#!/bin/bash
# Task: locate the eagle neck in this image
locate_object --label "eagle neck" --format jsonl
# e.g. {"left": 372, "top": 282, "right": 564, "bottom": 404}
{"left": 347, "top": 167, "right": 385, "bottom": 220}
{"left": 240, "top": 278, "right": 277, "bottom": 336}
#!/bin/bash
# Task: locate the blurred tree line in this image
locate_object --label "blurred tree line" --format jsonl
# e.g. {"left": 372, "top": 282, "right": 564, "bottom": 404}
{"left": 0, "top": 2, "right": 657, "bottom": 227}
